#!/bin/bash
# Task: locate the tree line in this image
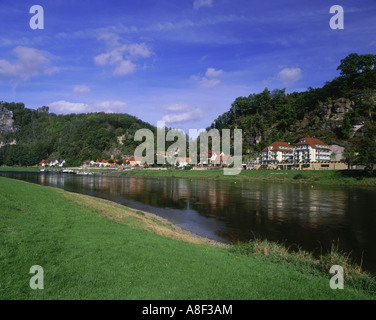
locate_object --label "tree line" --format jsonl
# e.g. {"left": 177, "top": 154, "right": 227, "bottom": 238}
{"left": 0, "top": 103, "right": 155, "bottom": 166}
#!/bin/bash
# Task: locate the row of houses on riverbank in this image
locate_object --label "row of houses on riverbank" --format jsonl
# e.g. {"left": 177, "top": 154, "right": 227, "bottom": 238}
{"left": 257, "top": 137, "right": 349, "bottom": 170}
{"left": 83, "top": 150, "right": 234, "bottom": 168}
{"left": 39, "top": 159, "right": 66, "bottom": 167}
{"left": 38, "top": 137, "right": 347, "bottom": 170}
{"left": 260, "top": 137, "right": 334, "bottom": 164}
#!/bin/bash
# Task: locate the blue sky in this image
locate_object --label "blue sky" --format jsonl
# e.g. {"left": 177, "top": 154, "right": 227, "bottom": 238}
{"left": 0, "top": 0, "right": 375, "bottom": 133}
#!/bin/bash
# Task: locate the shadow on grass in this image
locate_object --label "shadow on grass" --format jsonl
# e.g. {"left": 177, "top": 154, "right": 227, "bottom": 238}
{"left": 337, "top": 170, "right": 375, "bottom": 179}
{"left": 230, "top": 238, "right": 376, "bottom": 295}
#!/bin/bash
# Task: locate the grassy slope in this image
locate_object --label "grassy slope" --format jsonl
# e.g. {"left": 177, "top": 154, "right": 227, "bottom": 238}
{"left": 0, "top": 177, "right": 374, "bottom": 300}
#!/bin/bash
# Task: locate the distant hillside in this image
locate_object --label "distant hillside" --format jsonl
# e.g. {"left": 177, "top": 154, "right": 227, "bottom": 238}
{"left": 0, "top": 103, "right": 155, "bottom": 166}
{"left": 1, "top": 53, "right": 376, "bottom": 168}
{"left": 209, "top": 53, "right": 376, "bottom": 157}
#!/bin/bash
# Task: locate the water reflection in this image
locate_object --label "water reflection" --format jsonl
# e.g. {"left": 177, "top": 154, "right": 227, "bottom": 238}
{"left": 2, "top": 171, "right": 376, "bottom": 272}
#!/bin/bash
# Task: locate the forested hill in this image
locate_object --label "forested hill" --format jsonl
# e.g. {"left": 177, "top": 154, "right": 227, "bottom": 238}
{"left": 0, "top": 103, "right": 155, "bottom": 166}
{"left": 1, "top": 53, "right": 376, "bottom": 167}
{"left": 209, "top": 53, "right": 376, "bottom": 156}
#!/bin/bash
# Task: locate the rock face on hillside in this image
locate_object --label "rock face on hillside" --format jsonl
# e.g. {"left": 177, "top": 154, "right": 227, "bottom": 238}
{"left": 314, "top": 97, "right": 354, "bottom": 130}
{"left": 287, "top": 96, "right": 371, "bottom": 142}
{"left": 0, "top": 106, "right": 19, "bottom": 148}
{"left": 0, "top": 106, "right": 18, "bottom": 134}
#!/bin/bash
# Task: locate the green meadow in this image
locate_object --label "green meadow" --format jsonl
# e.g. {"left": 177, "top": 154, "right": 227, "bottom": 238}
{"left": 0, "top": 177, "right": 375, "bottom": 300}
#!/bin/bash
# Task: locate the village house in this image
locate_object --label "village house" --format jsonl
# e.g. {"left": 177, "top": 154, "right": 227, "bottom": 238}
{"left": 261, "top": 141, "right": 294, "bottom": 164}
{"left": 210, "top": 151, "right": 223, "bottom": 165}
{"left": 155, "top": 150, "right": 167, "bottom": 164}
{"left": 94, "top": 159, "right": 106, "bottom": 167}
{"left": 49, "top": 159, "right": 59, "bottom": 167}
{"left": 210, "top": 151, "right": 233, "bottom": 166}
{"left": 219, "top": 154, "right": 233, "bottom": 166}
{"left": 45, "top": 159, "right": 66, "bottom": 167}
{"left": 260, "top": 138, "right": 334, "bottom": 165}
{"left": 39, "top": 160, "right": 48, "bottom": 167}
{"left": 83, "top": 160, "right": 98, "bottom": 168}
{"left": 294, "top": 137, "right": 332, "bottom": 162}
{"left": 39, "top": 159, "right": 65, "bottom": 167}
{"left": 199, "top": 152, "right": 212, "bottom": 166}
{"left": 129, "top": 156, "right": 143, "bottom": 167}
{"left": 174, "top": 157, "right": 192, "bottom": 167}
{"left": 58, "top": 160, "right": 66, "bottom": 167}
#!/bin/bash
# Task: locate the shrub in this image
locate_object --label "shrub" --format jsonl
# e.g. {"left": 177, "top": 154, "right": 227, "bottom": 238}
{"left": 293, "top": 173, "right": 306, "bottom": 180}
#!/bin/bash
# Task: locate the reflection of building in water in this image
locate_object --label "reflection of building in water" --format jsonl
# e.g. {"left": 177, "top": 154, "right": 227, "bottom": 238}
{"left": 195, "top": 180, "right": 231, "bottom": 210}
{"left": 259, "top": 184, "right": 346, "bottom": 228}
{"left": 167, "top": 179, "right": 191, "bottom": 202}
{"left": 38, "top": 173, "right": 66, "bottom": 189}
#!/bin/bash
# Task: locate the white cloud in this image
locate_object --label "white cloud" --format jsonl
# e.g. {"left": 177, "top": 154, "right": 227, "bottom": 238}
{"left": 193, "top": 0, "right": 213, "bottom": 10}
{"left": 96, "top": 32, "right": 121, "bottom": 47}
{"left": 164, "top": 103, "right": 187, "bottom": 112}
{"left": 73, "top": 85, "right": 91, "bottom": 94}
{"left": 200, "top": 77, "right": 221, "bottom": 88}
{"left": 49, "top": 100, "right": 89, "bottom": 114}
{"left": 49, "top": 100, "right": 127, "bottom": 114}
{"left": 126, "top": 43, "right": 152, "bottom": 58}
{"left": 162, "top": 111, "right": 203, "bottom": 124}
{"left": 0, "top": 46, "right": 59, "bottom": 81}
{"left": 113, "top": 60, "right": 136, "bottom": 75}
{"left": 205, "top": 67, "right": 223, "bottom": 78}
{"left": 191, "top": 67, "right": 224, "bottom": 88}
{"left": 277, "top": 67, "right": 302, "bottom": 85}
{"left": 94, "top": 33, "right": 152, "bottom": 76}
{"left": 96, "top": 100, "right": 127, "bottom": 112}
{"left": 161, "top": 103, "right": 204, "bottom": 124}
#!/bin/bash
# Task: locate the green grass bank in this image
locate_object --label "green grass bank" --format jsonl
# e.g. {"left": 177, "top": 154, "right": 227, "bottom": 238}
{"left": 2, "top": 165, "right": 376, "bottom": 187}
{"left": 0, "top": 177, "right": 375, "bottom": 300}
{"left": 120, "top": 168, "right": 376, "bottom": 187}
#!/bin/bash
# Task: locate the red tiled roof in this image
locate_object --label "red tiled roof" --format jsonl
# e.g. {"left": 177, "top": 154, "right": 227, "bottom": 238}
{"left": 129, "top": 156, "right": 143, "bottom": 161}
{"left": 262, "top": 141, "right": 294, "bottom": 152}
{"left": 295, "top": 137, "right": 329, "bottom": 149}
{"left": 219, "top": 155, "right": 232, "bottom": 161}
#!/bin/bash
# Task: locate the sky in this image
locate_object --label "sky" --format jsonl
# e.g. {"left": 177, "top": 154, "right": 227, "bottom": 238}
{"left": 0, "top": 0, "right": 375, "bottom": 133}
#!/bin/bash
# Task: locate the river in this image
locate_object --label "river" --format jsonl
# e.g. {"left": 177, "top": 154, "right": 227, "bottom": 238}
{"left": 2, "top": 171, "right": 376, "bottom": 273}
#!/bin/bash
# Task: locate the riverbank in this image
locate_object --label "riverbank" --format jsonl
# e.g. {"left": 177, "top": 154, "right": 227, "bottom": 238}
{"left": 119, "top": 168, "right": 376, "bottom": 187}
{"left": 0, "top": 165, "right": 116, "bottom": 173}
{"left": 2, "top": 165, "right": 376, "bottom": 187}
{"left": 0, "top": 177, "right": 375, "bottom": 299}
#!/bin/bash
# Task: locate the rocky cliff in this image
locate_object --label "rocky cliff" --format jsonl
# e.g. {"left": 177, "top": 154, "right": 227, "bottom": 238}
{"left": 316, "top": 98, "right": 354, "bottom": 130}
{"left": 0, "top": 106, "right": 19, "bottom": 147}
{"left": 300, "top": 97, "right": 368, "bottom": 138}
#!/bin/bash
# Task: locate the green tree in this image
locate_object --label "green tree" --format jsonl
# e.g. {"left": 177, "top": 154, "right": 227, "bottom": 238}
{"left": 343, "top": 147, "right": 357, "bottom": 169}
{"left": 357, "top": 123, "right": 376, "bottom": 174}
{"left": 337, "top": 53, "right": 376, "bottom": 76}
{"left": 78, "top": 146, "right": 91, "bottom": 162}
{"left": 341, "top": 115, "right": 352, "bottom": 139}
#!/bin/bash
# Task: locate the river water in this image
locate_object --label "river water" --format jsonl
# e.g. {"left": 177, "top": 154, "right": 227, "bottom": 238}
{"left": 2, "top": 171, "right": 376, "bottom": 273}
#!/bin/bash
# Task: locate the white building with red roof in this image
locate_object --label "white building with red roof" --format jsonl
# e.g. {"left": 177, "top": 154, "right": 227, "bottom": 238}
{"left": 294, "top": 137, "right": 332, "bottom": 162}
{"left": 261, "top": 141, "right": 294, "bottom": 163}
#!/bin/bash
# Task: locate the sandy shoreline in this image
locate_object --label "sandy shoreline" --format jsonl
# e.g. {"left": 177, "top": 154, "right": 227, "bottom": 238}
{"left": 60, "top": 188, "right": 229, "bottom": 248}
